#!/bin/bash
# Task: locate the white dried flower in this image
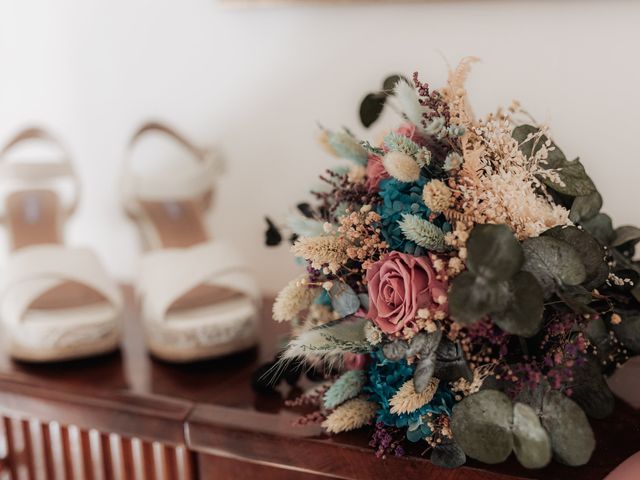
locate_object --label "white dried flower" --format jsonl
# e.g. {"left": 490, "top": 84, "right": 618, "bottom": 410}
{"left": 292, "top": 236, "right": 349, "bottom": 274}
{"left": 423, "top": 179, "right": 453, "bottom": 213}
{"left": 444, "top": 152, "right": 463, "bottom": 171}
{"left": 383, "top": 151, "right": 421, "bottom": 182}
{"left": 364, "top": 322, "right": 383, "bottom": 345}
{"left": 273, "top": 275, "right": 319, "bottom": 322}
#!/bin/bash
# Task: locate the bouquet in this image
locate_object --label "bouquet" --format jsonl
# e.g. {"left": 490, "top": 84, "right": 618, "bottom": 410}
{"left": 260, "top": 58, "right": 640, "bottom": 470}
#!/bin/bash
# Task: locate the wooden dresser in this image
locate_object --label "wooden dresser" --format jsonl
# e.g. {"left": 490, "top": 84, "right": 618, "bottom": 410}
{"left": 0, "top": 287, "right": 637, "bottom": 480}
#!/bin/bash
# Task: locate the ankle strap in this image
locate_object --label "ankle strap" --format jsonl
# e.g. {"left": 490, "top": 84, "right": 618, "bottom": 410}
{"left": 0, "top": 127, "right": 80, "bottom": 217}
{"left": 123, "top": 121, "right": 224, "bottom": 209}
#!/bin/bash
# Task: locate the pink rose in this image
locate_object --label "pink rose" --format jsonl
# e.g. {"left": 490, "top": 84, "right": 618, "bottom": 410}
{"left": 366, "top": 251, "right": 447, "bottom": 335}
{"left": 365, "top": 154, "right": 389, "bottom": 192}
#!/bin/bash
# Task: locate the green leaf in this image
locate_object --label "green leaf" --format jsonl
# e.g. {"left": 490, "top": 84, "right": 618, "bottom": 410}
{"left": 407, "top": 329, "right": 442, "bottom": 358}
{"left": 330, "top": 282, "right": 361, "bottom": 318}
{"left": 543, "top": 226, "right": 607, "bottom": 286}
{"left": 512, "top": 402, "right": 552, "bottom": 469}
{"left": 430, "top": 441, "right": 466, "bottom": 469}
{"left": 569, "top": 356, "right": 614, "bottom": 419}
{"left": 581, "top": 213, "right": 615, "bottom": 246}
{"left": 491, "top": 272, "right": 544, "bottom": 337}
{"left": 542, "top": 158, "right": 596, "bottom": 197}
{"left": 515, "top": 380, "right": 550, "bottom": 415}
{"left": 541, "top": 390, "right": 595, "bottom": 466}
{"left": 569, "top": 191, "right": 602, "bottom": 223}
{"left": 413, "top": 354, "right": 436, "bottom": 393}
{"left": 359, "top": 92, "right": 386, "bottom": 129}
{"left": 612, "top": 225, "right": 640, "bottom": 248}
{"left": 522, "top": 236, "right": 586, "bottom": 295}
{"left": 449, "top": 272, "right": 510, "bottom": 325}
{"left": 466, "top": 224, "right": 524, "bottom": 281}
{"left": 512, "top": 125, "right": 568, "bottom": 168}
{"left": 382, "top": 339, "right": 409, "bottom": 361}
{"left": 264, "top": 217, "right": 282, "bottom": 246}
{"left": 611, "top": 313, "right": 640, "bottom": 353}
{"left": 512, "top": 125, "right": 595, "bottom": 197}
{"left": 435, "top": 339, "right": 473, "bottom": 382}
{"left": 451, "top": 390, "right": 514, "bottom": 464}
{"left": 382, "top": 74, "right": 408, "bottom": 93}
{"left": 557, "top": 285, "right": 596, "bottom": 315}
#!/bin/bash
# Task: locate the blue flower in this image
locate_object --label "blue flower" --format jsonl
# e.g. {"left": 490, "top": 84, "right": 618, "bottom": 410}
{"left": 364, "top": 350, "right": 455, "bottom": 441}
{"left": 377, "top": 176, "right": 451, "bottom": 255}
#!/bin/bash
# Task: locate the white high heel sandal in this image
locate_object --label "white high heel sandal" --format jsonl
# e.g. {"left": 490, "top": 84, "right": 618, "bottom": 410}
{"left": 0, "top": 127, "right": 123, "bottom": 362}
{"left": 123, "top": 122, "right": 261, "bottom": 362}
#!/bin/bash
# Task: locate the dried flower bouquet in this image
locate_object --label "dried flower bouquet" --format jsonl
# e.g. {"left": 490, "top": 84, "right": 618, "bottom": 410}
{"left": 258, "top": 58, "right": 640, "bottom": 470}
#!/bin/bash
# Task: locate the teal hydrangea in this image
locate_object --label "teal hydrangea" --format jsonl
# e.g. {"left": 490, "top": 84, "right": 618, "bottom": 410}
{"left": 364, "top": 350, "right": 455, "bottom": 442}
{"left": 377, "top": 175, "right": 451, "bottom": 255}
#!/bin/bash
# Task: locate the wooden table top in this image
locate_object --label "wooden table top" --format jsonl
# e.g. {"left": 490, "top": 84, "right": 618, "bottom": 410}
{"left": 0, "top": 287, "right": 638, "bottom": 480}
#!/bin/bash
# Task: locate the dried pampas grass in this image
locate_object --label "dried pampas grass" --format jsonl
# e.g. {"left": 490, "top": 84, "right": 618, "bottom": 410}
{"left": 390, "top": 378, "right": 439, "bottom": 415}
{"left": 322, "top": 398, "right": 377, "bottom": 434}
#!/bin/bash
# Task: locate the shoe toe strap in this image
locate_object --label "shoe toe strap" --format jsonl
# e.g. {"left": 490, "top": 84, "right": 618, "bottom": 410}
{"left": 138, "top": 241, "right": 260, "bottom": 324}
{"left": 2, "top": 245, "right": 123, "bottom": 324}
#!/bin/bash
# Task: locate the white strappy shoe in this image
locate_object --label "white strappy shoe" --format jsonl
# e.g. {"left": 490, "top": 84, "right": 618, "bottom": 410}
{"left": 0, "top": 128, "right": 123, "bottom": 362}
{"left": 123, "top": 122, "right": 261, "bottom": 362}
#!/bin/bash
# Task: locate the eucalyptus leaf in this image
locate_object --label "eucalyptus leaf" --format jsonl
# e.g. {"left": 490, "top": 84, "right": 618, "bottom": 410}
{"left": 542, "top": 159, "right": 596, "bottom": 197}
{"left": 359, "top": 92, "right": 386, "bottom": 128}
{"left": 515, "top": 380, "right": 550, "bottom": 415}
{"left": 449, "top": 272, "right": 510, "bottom": 325}
{"left": 512, "top": 125, "right": 595, "bottom": 197}
{"left": 541, "top": 390, "right": 595, "bottom": 466}
{"left": 466, "top": 224, "right": 524, "bottom": 281}
{"left": 491, "top": 271, "right": 544, "bottom": 337}
{"left": 512, "top": 402, "right": 552, "bottom": 469}
{"left": 522, "top": 236, "right": 586, "bottom": 295}
{"left": 543, "top": 226, "right": 607, "bottom": 286}
{"left": 611, "top": 313, "right": 640, "bottom": 353}
{"left": 451, "top": 390, "right": 514, "bottom": 464}
{"left": 382, "top": 339, "right": 409, "bottom": 361}
{"left": 382, "top": 74, "right": 408, "bottom": 93}
{"left": 585, "top": 318, "right": 616, "bottom": 366}
{"left": 612, "top": 225, "right": 640, "bottom": 248}
{"left": 569, "top": 191, "right": 602, "bottom": 223}
{"left": 430, "top": 441, "right": 466, "bottom": 469}
{"left": 569, "top": 356, "right": 615, "bottom": 419}
{"left": 581, "top": 213, "right": 615, "bottom": 246}
{"left": 633, "top": 283, "right": 640, "bottom": 303}
{"left": 512, "top": 125, "right": 567, "bottom": 168}
{"left": 413, "top": 354, "right": 436, "bottom": 393}
{"left": 329, "top": 282, "right": 361, "bottom": 318}
{"left": 407, "top": 329, "right": 442, "bottom": 358}
{"left": 557, "top": 285, "right": 596, "bottom": 315}
{"left": 264, "top": 217, "right": 282, "bottom": 246}
{"left": 435, "top": 339, "right": 473, "bottom": 382}
{"left": 358, "top": 293, "right": 370, "bottom": 312}
{"left": 296, "top": 202, "right": 314, "bottom": 218}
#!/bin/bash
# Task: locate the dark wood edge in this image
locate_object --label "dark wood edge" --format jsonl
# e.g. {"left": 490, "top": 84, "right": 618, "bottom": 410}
{"left": 0, "top": 375, "right": 192, "bottom": 444}
{"left": 185, "top": 404, "right": 523, "bottom": 480}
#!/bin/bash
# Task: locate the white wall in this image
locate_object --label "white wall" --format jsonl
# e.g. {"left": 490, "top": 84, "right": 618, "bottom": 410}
{"left": 0, "top": 0, "right": 639, "bottom": 294}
